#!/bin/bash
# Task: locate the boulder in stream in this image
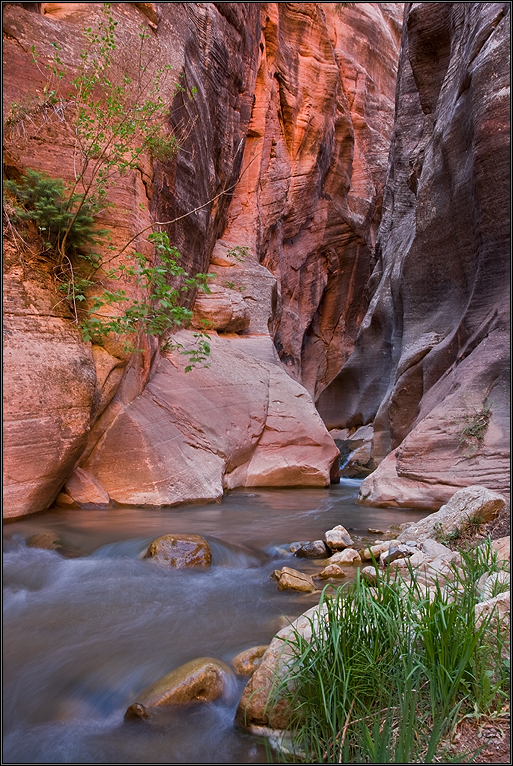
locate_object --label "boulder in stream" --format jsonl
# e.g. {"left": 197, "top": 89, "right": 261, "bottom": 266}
{"left": 124, "top": 657, "right": 232, "bottom": 720}
{"left": 231, "top": 645, "right": 269, "bottom": 676}
{"left": 26, "top": 532, "right": 62, "bottom": 550}
{"left": 329, "top": 548, "right": 361, "bottom": 565}
{"left": 294, "top": 540, "right": 330, "bottom": 558}
{"left": 271, "top": 567, "right": 316, "bottom": 593}
{"left": 318, "top": 563, "right": 346, "bottom": 580}
{"left": 143, "top": 534, "right": 211, "bottom": 568}
{"left": 324, "top": 524, "right": 354, "bottom": 550}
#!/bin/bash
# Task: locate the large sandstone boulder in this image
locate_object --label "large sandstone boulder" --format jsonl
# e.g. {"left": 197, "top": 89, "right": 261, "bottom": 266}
{"left": 396, "top": 486, "right": 505, "bottom": 545}
{"left": 2, "top": 2, "right": 261, "bottom": 518}
{"left": 318, "top": 3, "right": 510, "bottom": 506}
{"left": 143, "top": 534, "right": 211, "bottom": 568}
{"left": 80, "top": 333, "right": 339, "bottom": 505}
{"left": 64, "top": 467, "right": 111, "bottom": 507}
{"left": 124, "top": 658, "right": 233, "bottom": 719}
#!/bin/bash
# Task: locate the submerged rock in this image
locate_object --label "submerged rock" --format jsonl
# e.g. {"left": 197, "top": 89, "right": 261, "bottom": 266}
{"left": 124, "top": 658, "right": 232, "bottom": 720}
{"left": 143, "top": 534, "right": 211, "bottom": 568}
{"left": 26, "top": 532, "right": 62, "bottom": 550}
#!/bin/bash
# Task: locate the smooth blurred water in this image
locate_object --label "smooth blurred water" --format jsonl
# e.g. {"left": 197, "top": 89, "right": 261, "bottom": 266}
{"left": 3, "top": 483, "right": 426, "bottom": 764}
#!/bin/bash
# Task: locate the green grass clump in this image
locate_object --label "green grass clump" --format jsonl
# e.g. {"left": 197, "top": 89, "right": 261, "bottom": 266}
{"left": 264, "top": 540, "right": 509, "bottom": 763}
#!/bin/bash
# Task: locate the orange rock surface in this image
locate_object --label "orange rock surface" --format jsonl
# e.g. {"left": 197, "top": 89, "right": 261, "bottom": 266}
{"left": 2, "top": 3, "right": 401, "bottom": 517}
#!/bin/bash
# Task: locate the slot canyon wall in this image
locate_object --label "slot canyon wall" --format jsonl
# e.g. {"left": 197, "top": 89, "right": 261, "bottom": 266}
{"left": 3, "top": 2, "right": 402, "bottom": 517}
{"left": 3, "top": 2, "right": 509, "bottom": 520}
{"left": 318, "top": 1, "right": 510, "bottom": 509}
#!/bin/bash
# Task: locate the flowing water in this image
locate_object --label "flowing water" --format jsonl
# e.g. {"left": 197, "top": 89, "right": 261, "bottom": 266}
{"left": 3, "top": 482, "right": 427, "bottom": 764}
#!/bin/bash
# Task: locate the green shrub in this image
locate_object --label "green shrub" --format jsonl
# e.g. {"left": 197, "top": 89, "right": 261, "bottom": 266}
{"left": 4, "top": 170, "right": 103, "bottom": 256}
{"left": 3, "top": 4, "right": 211, "bottom": 359}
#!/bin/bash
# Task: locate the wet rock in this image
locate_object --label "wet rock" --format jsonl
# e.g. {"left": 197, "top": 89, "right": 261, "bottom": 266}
{"left": 396, "top": 486, "right": 505, "bottom": 545}
{"left": 294, "top": 540, "right": 330, "bottom": 559}
{"left": 289, "top": 541, "right": 309, "bottom": 554}
{"left": 329, "top": 548, "right": 361, "bottom": 565}
{"left": 143, "top": 534, "right": 211, "bottom": 568}
{"left": 318, "top": 563, "right": 346, "bottom": 580}
{"left": 325, "top": 525, "right": 354, "bottom": 551}
{"left": 26, "top": 532, "right": 62, "bottom": 550}
{"left": 124, "top": 703, "right": 149, "bottom": 721}
{"left": 57, "top": 544, "right": 84, "bottom": 559}
{"left": 232, "top": 646, "right": 269, "bottom": 677}
{"left": 124, "top": 657, "right": 232, "bottom": 719}
{"left": 272, "top": 567, "right": 316, "bottom": 593}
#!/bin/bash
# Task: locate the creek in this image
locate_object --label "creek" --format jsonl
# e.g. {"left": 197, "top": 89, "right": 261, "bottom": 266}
{"left": 3, "top": 482, "right": 427, "bottom": 764}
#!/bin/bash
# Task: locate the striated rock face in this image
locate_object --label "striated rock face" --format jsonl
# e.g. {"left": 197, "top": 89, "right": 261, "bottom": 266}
{"left": 4, "top": 2, "right": 401, "bottom": 517}
{"left": 2, "top": 2, "right": 260, "bottom": 516}
{"left": 3, "top": 237, "right": 98, "bottom": 518}
{"left": 318, "top": 2, "right": 510, "bottom": 508}
{"left": 216, "top": 2, "right": 403, "bottom": 398}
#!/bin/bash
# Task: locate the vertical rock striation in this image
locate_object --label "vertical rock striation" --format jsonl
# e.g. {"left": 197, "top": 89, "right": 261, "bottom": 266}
{"left": 2, "top": 3, "right": 402, "bottom": 516}
{"left": 216, "top": 2, "right": 402, "bottom": 398}
{"left": 2, "top": 2, "right": 261, "bottom": 516}
{"left": 318, "top": 2, "right": 510, "bottom": 508}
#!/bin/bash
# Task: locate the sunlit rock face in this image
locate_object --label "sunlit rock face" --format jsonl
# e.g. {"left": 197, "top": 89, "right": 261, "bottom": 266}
{"left": 216, "top": 2, "right": 403, "bottom": 399}
{"left": 2, "top": 2, "right": 260, "bottom": 516}
{"left": 318, "top": 2, "right": 510, "bottom": 508}
{"left": 3, "top": 2, "right": 401, "bottom": 516}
